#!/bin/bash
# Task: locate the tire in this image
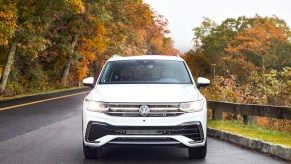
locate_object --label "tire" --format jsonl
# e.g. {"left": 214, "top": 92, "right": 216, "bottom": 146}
{"left": 83, "top": 142, "right": 102, "bottom": 159}
{"left": 188, "top": 141, "right": 207, "bottom": 159}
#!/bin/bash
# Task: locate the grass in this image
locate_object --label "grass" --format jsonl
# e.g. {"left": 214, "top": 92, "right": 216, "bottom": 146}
{"left": 208, "top": 119, "right": 291, "bottom": 147}
{"left": 0, "top": 87, "right": 86, "bottom": 101}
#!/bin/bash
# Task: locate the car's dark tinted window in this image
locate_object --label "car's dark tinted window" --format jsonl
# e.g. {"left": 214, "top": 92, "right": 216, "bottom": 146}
{"left": 99, "top": 60, "right": 192, "bottom": 84}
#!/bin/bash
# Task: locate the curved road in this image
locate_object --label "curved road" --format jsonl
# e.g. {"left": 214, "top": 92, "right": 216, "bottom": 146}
{"left": 0, "top": 88, "right": 287, "bottom": 163}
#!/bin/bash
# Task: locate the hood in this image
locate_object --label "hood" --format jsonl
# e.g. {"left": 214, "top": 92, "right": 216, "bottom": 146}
{"left": 88, "top": 84, "right": 200, "bottom": 103}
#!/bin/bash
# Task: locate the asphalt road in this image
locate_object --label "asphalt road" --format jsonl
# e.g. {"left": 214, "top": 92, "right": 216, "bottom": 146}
{"left": 0, "top": 88, "right": 287, "bottom": 164}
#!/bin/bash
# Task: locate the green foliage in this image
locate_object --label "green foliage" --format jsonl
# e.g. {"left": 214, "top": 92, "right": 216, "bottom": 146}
{"left": 26, "top": 65, "right": 49, "bottom": 92}
{"left": 265, "top": 39, "right": 291, "bottom": 70}
{"left": 202, "top": 67, "right": 291, "bottom": 106}
{"left": 247, "top": 67, "right": 291, "bottom": 105}
{"left": 185, "top": 49, "right": 210, "bottom": 78}
{"left": 4, "top": 81, "right": 25, "bottom": 96}
{"left": 202, "top": 75, "right": 246, "bottom": 103}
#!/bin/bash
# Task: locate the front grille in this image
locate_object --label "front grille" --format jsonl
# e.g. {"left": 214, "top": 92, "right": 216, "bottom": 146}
{"left": 106, "top": 103, "right": 185, "bottom": 117}
{"left": 85, "top": 121, "right": 204, "bottom": 143}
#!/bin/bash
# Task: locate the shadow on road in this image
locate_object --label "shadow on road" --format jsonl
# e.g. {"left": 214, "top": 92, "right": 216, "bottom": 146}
{"left": 82, "top": 147, "right": 205, "bottom": 164}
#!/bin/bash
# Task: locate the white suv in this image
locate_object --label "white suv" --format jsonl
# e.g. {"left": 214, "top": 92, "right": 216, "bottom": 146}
{"left": 82, "top": 55, "right": 210, "bottom": 159}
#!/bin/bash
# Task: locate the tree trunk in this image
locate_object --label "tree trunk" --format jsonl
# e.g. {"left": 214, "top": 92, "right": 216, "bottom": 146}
{"left": 61, "top": 36, "right": 77, "bottom": 83}
{"left": 61, "top": 57, "right": 72, "bottom": 83}
{"left": 0, "top": 42, "right": 17, "bottom": 93}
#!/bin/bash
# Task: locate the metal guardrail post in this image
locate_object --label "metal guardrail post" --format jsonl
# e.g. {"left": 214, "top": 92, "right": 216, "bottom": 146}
{"left": 243, "top": 115, "right": 248, "bottom": 125}
{"left": 212, "top": 109, "right": 222, "bottom": 121}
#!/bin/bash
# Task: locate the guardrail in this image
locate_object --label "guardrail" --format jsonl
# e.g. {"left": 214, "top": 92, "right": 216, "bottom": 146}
{"left": 207, "top": 101, "right": 291, "bottom": 124}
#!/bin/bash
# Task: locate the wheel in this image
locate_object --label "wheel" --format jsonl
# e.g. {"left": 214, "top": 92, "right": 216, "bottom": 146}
{"left": 83, "top": 142, "right": 102, "bottom": 159}
{"left": 188, "top": 141, "right": 207, "bottom": 159}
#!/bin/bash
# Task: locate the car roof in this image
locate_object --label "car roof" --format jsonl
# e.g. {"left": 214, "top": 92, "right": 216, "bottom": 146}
{"left": 107, "top": 55, "right": 184, "bottom": 62}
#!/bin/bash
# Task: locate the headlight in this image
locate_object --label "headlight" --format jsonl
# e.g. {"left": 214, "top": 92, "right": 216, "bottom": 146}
{"left": 180, "top": 100, "right": 204, "bottom": 112}
{"left": 85, "top": 100, "right": 108, "bottom": 112}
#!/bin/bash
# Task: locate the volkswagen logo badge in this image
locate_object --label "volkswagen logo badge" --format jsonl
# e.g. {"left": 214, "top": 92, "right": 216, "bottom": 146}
{"left": 139, "top": 105, "right": 150, "bottom": 116}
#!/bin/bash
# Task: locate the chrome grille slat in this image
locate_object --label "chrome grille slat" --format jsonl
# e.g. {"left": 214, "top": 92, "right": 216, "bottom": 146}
{"left": 106, "top": 103, "right": 185, "bottom": 117}
{"left": 110, "top": 107, "right": 139, "bottom": 111}
{"left": 110, "top": 107, "right": 138, "bottom": 109}
{"left": 149, "top": 107, "right": 179, "bottom": 110}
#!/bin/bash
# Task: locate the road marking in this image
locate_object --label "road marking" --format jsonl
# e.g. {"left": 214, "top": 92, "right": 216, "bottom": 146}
{"left": 0, "top": 91, "right": 90, "bottom": 111}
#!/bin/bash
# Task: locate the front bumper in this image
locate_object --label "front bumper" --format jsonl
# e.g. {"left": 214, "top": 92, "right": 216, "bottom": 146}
{"left": 84, "top": 121, "right": 205, "bottom": 147}
{"left": 83, "top": 101, "right": 208, "bottom": 148}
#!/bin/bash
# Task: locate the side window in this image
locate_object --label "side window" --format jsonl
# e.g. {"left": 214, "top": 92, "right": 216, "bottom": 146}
{"left": 100, "top": 62, "right": 114, "bottom": 83}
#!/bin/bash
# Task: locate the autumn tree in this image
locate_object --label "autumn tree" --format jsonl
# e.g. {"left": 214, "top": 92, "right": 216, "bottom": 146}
{"left": 187, "top": 15, "right": 291, "bottom": 82}
{"left": 226, "top": 19, "right": 288, "bottom": 72}
{"left": 189, "top": 17, "right": 239, "bottom": 78}
{"left": 0, "top": 0, "right": 52, "bottom": 93}
{"left": 0, "top": 0, "right": 17, "bottom": 93}
{"left": 0, "top": 0, "right": 177, "bottom": 95}
{"left": 74, "top": 1, "right": 109, "bottom": 83}
{"left": 146, "top": 13, "right": 177, "bottom": 55}
{"left": 185, "top": 48, "right": 210, "bottom": 78}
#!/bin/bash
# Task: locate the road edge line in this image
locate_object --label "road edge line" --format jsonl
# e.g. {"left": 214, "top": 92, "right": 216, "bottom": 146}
{"left": 207, "top": 128, "right": 291, "bottom": 161}
{"left": 0, "top": 91, "right": 90, "bottom": 111}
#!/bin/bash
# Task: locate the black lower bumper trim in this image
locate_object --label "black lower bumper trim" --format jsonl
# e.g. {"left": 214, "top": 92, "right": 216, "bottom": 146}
{"left": 85, "top": 121, "right": 204, "bottom": 143}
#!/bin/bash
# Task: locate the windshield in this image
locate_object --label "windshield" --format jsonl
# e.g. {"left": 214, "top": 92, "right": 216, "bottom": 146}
{"left": 99, "top": 60, "right": 192, "bottom": 84}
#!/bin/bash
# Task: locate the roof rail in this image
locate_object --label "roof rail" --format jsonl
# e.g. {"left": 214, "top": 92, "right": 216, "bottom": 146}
{"left": 113, "top": 54, "right": 121, "bottom": 58}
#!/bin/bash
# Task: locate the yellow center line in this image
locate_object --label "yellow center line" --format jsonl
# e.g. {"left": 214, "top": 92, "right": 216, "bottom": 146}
{"left": 0, "top": 91, "right": 90, "bottom": 111}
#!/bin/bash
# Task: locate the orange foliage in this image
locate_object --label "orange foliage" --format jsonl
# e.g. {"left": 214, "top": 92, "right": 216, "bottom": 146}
{"left": 64, "top": 0, "right": 85, "bottom": 13}
{"left": 257, "top": 117, "right": 291, "bottom": 133}
{"left": 0, "top": 2, "right": 17, "bottom": 46}
{"left": 76, "top": 20, "right": 107, "bottom": 81}
{"left": 226, "top": 20, "right": 287, "bottom": 57}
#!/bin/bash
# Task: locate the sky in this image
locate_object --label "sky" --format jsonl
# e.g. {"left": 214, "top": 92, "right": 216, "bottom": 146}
{"left": 143, "top": 0, "right": 291, "bottom": 53}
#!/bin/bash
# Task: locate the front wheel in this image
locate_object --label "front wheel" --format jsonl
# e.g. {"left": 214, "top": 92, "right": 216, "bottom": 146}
{"left": 188, "top": 141, "right": 207, "bottom": 159}
{"left": 83, "top": 142, "right": 102, "bottom": 159}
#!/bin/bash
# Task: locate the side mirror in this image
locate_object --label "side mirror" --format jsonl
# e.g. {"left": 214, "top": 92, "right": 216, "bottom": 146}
{"left": 197, "top": 77, "right": 210, "bottom": 89}
{"left": 83, "top": 77, "right": 95, "bottom": 88}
